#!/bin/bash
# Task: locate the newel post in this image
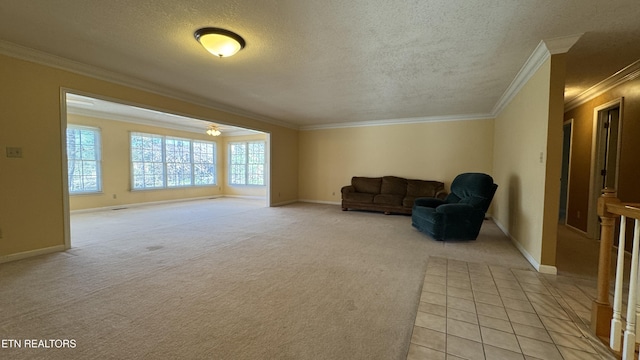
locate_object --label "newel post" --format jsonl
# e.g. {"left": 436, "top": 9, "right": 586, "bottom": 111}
{"left": 591, "top": 188, "right": 620, "bottom": 338}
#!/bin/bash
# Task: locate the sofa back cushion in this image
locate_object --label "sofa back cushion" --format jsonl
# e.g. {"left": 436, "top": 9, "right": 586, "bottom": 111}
{"left": 407, "top": 180, "right": 445, "bottom": 198}
{"left": 380, "top": 176, "right": 408, "bottom": 196}
{"left": 351, "top": 177, "right": 382, "bottom": 194}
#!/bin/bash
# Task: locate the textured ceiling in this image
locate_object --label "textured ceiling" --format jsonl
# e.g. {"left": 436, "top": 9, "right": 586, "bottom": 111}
{"left": 1, "top": 1, "right": 639, "bottom": 128}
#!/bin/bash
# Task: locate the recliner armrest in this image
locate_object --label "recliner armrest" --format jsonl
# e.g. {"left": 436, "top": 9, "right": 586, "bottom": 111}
{"left": 414, "top": 197, "right": 446, "bottom": 208}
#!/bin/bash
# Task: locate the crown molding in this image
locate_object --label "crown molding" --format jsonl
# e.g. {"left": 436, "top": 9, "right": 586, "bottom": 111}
{"left": 0, "top": 40, "right": 298, "bottom": 131}
{"left": 492, "top": 34, "right": 582, "bottom": 117}
{"left": 300, "top": 113, "right": 494, "bottom": 131}
{"left": 565, "top": 58, "right": 640, "bottom": 111}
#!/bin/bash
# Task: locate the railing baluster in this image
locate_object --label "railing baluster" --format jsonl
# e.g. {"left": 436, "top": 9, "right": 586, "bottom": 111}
{"left": 611, "top": 215, "right": 627, "bottom": 351}
{"left": 622, "top": 219, "right": 640, "bottom": 360}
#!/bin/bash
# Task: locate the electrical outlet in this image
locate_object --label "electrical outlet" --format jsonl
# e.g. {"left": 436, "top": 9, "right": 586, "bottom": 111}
{"left": 112, "top": 194, "right": 117, "bottom": 199}
{"left": 6, "top": 147, "right": 22, "bottom": 158}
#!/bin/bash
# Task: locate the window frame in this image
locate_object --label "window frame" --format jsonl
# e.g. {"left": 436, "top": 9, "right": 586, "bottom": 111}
{"left": 228, "top": 141, "right": 266, "bottom": 186}
{"left": 130, "top": 132, "right": 217, "bottom": 191}
{"left": 66, "top": 125, "right": 103, "bottom": 195}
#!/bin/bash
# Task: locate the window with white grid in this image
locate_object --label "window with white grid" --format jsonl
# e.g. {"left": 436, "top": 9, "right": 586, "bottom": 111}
{"left": 66, "top": 125, "right": 102, "bottom": 194}
{"left": 229, "top": 141, "right": 265, "bottom": 185}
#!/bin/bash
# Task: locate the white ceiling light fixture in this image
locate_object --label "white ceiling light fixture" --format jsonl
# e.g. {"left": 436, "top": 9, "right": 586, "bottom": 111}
{"left": 194, "top": 27, "right": 245, "bottom": 58}
{"left": 206, "top": 124, "right": 222, "bottom": 136}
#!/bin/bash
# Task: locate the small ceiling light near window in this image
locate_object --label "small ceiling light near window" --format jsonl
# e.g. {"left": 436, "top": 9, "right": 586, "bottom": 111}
{"left": 195, "top": 27, "right": 245, "bottom": 58}
{"left": 206, "top": 125, "right": 222, "bottom": 136}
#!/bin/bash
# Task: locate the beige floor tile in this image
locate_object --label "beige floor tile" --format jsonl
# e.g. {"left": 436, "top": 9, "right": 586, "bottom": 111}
{"left": 481, "top": 326, "right": 521, "bottom": 353}
{"left": 447, "top": 278, "right": 472, "bottom": 290}
{"left": 556, "top": 345, "right": 603, "bottom": 360}
{"left": 423, "top": 282, "right": 447, "bottom": 295}
{"left": 447, "top": 307, "right": 478, "bottom": 324}
{"left": 407, "top": 343, "right": 446, "bottom": 360}
{"left": 506, "top": 308, "right": 544, "bottom": 328}
{"left": 415, "top": 312, "right": 447, "bottom": 332}
{"left": 476, "top": 302, "right": 509, "bottom": 320}
{"left": 447, "top": 296, "right": 476, "bottom": 313}
{"left": 547, "top": 331, "right": 596, "bottom": 353}
{"left": 531, "top": 302, "right": 570, "bottom": 320}
{"left": 446, "top": 355, "right": 466, "bottom": 360}
{"left": 499, "top": 288, "right": 528, "bottom": 301}
{"left": 526, "top": 292, "right": 559, "bottom": 306}
{"left": 447, "top": 270, "right": 470, "bottom": 280}
{"left": 473, "top": 284, "right": 500, "bottom": 295}
{"left": 539, "top": 315, "right": 582, "bottom": 336}
{"left": 520, "top": 282, "right": 551, "bottom": 295}
{"left": 418, "top": 301, "right": 447, "bottom": 317}
{"left": 424, "top": 274, "right": 447, "bottom": 286}
{"left": 483, "top": 344, "right": 525, "bottom": 360}
{"left": 495, "top": 278, "right": 522, "bottom": 290}
{"left": 517, "top": 336, "right": 563, "bottom": 360}
{"left": 426, "top": 267, "right": 447, "bottom": 276}
{"left": 447, "top": 286, "right": 474, "bottom": 300}
{"left": 474, "top": 291, "right": 503, "bottom": 306}
{"left": 447, "top": 318, "right": 481, "bottom": 342}
{"left": 501, "top": 297, "right": 535, "bottom": 313}
{"left": 478, "top": 314, "right": 513, "bottom": 333}
{"left": 511, "top": 323, "right": 553, "bottom": 343}
{"left": 421, "top": 291, "right": 447, "bottom": 307}
{"left": 411, "top": 326, "right": 446, "bottom": 352}
{"left": 446, "top": 335, "right": 484, "bottom": 360}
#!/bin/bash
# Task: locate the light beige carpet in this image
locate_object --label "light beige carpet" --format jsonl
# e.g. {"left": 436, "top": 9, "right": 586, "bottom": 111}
{"left": 0, "top": 199, "right": 532, "bottom": 359}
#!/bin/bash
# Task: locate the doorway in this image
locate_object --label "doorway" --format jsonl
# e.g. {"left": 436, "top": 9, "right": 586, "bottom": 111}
{"left": 60, "top": 90, "right": 271, "bottom": 249}
{"left": 587, "top": 98, "right": 623, "bottom": 239}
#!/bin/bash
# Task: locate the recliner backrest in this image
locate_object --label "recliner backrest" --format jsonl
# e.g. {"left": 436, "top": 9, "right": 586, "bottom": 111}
{"left": 444, "top": 173, "right": 497, "bottom": 213}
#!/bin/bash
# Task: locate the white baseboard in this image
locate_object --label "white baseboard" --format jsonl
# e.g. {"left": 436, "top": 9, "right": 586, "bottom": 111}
{"left": 270, "top": 200, "right": 298, "bottom": 207}
{"left": 493, "top": 219, "right": 558, "bottom": 275}
{"left": 0, "top": 245, "right": 66, "bottom": 264}
{"left": 298, "top": 199, "right": 342, "bottom": 206}
{"left": 70, "top": 195, "right": 228, "bottom": 214}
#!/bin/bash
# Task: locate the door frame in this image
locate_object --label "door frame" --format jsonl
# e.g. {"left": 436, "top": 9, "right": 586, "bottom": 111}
{"left": 587, "top": 97, "right": 624, "bottom": 238}
{"left": 560, "top": 119, "right": 573, "bottom": 225}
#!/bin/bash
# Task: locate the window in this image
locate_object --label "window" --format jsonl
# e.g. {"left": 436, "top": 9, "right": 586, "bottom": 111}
{"left": 229, "top": 141, "right": 265, "bottom": 185}
{"left": 66, "top": 125, "right": 102, "bottom": 194}
{"left": 193, "top": 141, "right": 216, "bottom": 185}
{"left": 131, "top": 133, "right": 165, "bottom": 189}
{"left": 130, "top": 132, "right": 216, "bottom": 190}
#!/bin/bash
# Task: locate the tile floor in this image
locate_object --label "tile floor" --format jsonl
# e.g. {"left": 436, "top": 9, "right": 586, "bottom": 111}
{"left": 406, "top": 257, "right": 617, "bottom": 360}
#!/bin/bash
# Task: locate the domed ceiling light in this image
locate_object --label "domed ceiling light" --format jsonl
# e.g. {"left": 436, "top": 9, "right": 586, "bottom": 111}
{"left": 194, "top": 27, "right": 245, "bottom": 58}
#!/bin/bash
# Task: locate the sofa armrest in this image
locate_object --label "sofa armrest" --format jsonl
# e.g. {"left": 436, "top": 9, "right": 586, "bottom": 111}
{"left": 341, "top": 185, "right": 355, "bottom": 195}
{"left": 414, "top": 197, "right": 446, "bottom": 208}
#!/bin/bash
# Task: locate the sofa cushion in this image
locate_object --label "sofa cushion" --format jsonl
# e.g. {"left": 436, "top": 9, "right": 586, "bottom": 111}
{"left": 381, "top": 176, "right": 408, "bottom": 196}
{"left": 407, "top": 180, "right": 444, "bottom": 198}
{"left": 352, "top": 177, "right": 382, "bottom": 194}
{"left": 343, "top": 192, "right": 375, "bottom": 203}
{"left": 374, "top": 194, "right": 403, "bottom": 206}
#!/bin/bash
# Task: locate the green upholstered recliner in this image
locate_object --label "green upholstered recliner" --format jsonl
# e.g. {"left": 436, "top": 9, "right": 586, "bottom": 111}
{"left": 411, "top": 173, "right": 497, "bottom": 241}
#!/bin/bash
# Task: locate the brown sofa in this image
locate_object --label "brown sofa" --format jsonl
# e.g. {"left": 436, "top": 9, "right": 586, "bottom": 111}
{"left": 341, "top": 176, "right": 446, "bottom": 215}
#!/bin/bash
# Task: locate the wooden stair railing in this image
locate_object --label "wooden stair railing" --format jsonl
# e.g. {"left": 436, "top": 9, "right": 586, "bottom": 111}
{"left": 591, "top": 188, "right": 640, "bottom": 359}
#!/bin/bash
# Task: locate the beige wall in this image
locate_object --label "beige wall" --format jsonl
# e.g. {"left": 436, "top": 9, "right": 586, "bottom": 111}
{"left": 0, "top": 54, "right": 298, "bottom": 259}
{"left": 298, "top": 119, "right": 495, "bottom": 204}
{"left": 492, "top": 55, "right": 565, "bottom": 271}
